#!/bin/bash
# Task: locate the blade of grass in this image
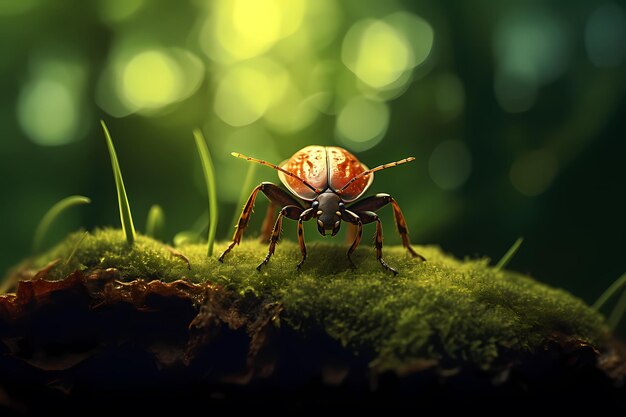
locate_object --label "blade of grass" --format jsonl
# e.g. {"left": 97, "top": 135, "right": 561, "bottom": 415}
{"left": 608, "top": 286, "right": 626, "bottom": 330}
{"left": 593, "top": 272, "right": 626, "bottom": 311}
{"left": 230, "top": 163, "right": 257, "bottom": 231}
{"left": 146, "top": 204, "right": 165, "bottom": 240}
{"left": 495, "top": 237, "right": 524, "bottom": 271}
{"left": 193, "top": 129, "right": 218, "bottom": 257}
{"left": 32, "top": 195, "right": 91, "bottom": 252}
{"left": 101, "top": 120, "right": 136, "bottom": 246}
{"left": 65, "top": 231, "right": 89, "bottom": 265}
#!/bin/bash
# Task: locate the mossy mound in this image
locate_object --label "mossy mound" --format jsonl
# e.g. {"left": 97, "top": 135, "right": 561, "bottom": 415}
{"left": 26, "top": 228, "right": 605, "bottom": 371}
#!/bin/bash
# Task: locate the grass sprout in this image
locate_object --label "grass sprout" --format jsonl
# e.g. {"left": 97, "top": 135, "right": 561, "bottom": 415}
{"left": 32, "top": 195, "right": 91, "bottom": 252}
{"left": 495, "top": 237, "right": 524, "bottom": 271}
{"left": 593, "top": 272, "right": 626, "bottom": 311}
{"left": 65, "top": 230, "right": 89, "bottom": 265}
{"left": 101, "top": 120, "right": 136, "bottom": 246}
{"left": 146, "top": 204, "right": 165, "bottom": 240}
{"left": 608, "top": 286, "right": 626, "bottom": 330}
{"left": 193, "top": 129, "right": 218, "bottom": 257}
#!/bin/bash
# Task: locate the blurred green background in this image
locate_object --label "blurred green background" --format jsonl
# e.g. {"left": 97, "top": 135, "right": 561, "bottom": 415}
{"left": 0, "top": 0, "right": 624, "bottom": 327}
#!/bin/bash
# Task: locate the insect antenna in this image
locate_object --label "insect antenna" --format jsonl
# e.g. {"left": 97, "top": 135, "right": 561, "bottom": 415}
{"left": 231, "top": 152, "right": 322, "bottom": 193}
{"left": 339, "top": 156, "right": 416, "bottom": 192}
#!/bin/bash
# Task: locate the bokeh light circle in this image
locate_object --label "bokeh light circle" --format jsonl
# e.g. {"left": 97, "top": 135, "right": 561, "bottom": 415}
{"left": 201, "top": 0, "right": 306, "bottom": 62}
{"left": 214, "top": 66, "right": 272, "bottom": 126}
{"left": 428, "top": 140, "right": 472, "bottom": 190}
{"left": 120, "top": 50, "right": 184, "bottom": 110}
{"left": 385, "top": 12, "right": 434, "bottom": 70}
{"left": 585, "top": 3, "right": 626, "bottom": 68}
{"left": 264, "top": 86, "right": 317, "bottom": 133}
{"left": 98, "top": 46, "right": 204, "bottom": 116}
{"left": 346, "top": 20, "right": 410, "bottom": 88}
{"left": 335, "top": 97, "right": 389, "bottom": 151}
{"left": 342, "top": 13, "right": 433, "bottom": 90}
{"left": 18, "top": 78, "right": 79, "bottom": 146}
{"left": 97, "top": 0, "right": 145, "bottom": 23}
{"left": 494, "top": 11, "right": 569, "bottom": 86}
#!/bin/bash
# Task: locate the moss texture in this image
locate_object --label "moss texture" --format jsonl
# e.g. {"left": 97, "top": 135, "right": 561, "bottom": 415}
{"left": 29, "top": 228, "right": 605, "bottom": 370}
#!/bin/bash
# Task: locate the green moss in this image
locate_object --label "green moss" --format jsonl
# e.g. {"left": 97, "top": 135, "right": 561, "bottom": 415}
{"left": 32, "top": 228, "right": 605, "bottom": 370}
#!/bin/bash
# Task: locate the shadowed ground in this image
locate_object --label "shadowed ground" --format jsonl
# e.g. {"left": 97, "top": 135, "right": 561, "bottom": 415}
{"left": 0, "top": 229, "right": 624, "bottom": 414}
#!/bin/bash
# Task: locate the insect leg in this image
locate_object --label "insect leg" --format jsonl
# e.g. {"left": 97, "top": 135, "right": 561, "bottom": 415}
{"left": 257, "top": 205, "right": 303, "bottom": 271}
{"left": 296, "top": 208, "right": 315, "bottom": 269}
{"left": 348, "top": 193, "right": 425, "bottom": 261}
{"left": 219, "top": 182, "right": 303, "bottom": 262}
{"left": 354, "top": 211, "right": 398, "bottom": 275}
{"left": 342, "top": 209, "right": 363, "bottom": 268}
{"left": 344, "top": 223, "right": 358, "bottom": 245}
{"left": 374, "top": 216, "right": 397, "bottom": 275}
{"left": 260, "top": 202, "right": 278, "bottom": 243}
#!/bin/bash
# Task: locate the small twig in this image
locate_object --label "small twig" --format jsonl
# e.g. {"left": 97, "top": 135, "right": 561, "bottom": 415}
{"left": 166, "top": 246, "right": 191, "bottom": 270}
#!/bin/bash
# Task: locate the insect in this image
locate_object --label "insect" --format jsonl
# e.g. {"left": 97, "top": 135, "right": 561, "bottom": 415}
{"left": 218, "top": 146, "right": 426, "bottom": 274}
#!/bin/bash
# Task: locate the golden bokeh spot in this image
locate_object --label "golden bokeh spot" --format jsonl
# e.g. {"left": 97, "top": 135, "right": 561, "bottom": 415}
{"left": 343, "top": 20, "right": 410, "bottom": 89}
{"left": 229, "top": 0, "right": 281, "bottom": 55}
{"left": 385, "top": 12, "right": 434, "bottom": 69}
{"left": 342, "top": 13, "right": 433, "bottom": 90}
{"left": 264, "top": 85, "right": 317, "bottom": 133}
{"left": 169, "top": 48, "right": 205, "bottom": 100}
{"left": 335, "top": 96, "right": 389, "bottom": 151}
{"left": 120, "top": 50, "right": 184, "bottom": 110}
{"left": 214, "top": 66, "right": 272, "bottom": 126}
{"left": 202, "top": 0, "right": 306, "bottom": 62}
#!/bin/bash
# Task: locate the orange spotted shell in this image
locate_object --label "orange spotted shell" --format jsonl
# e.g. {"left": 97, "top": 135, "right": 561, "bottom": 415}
{"left": 278, "top": 146, "right": 373, "bottom": 202}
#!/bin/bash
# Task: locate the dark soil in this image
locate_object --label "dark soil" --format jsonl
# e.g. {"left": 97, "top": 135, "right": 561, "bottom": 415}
{"left": 0, "top": 270, "right": 624, "bottom": 415}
